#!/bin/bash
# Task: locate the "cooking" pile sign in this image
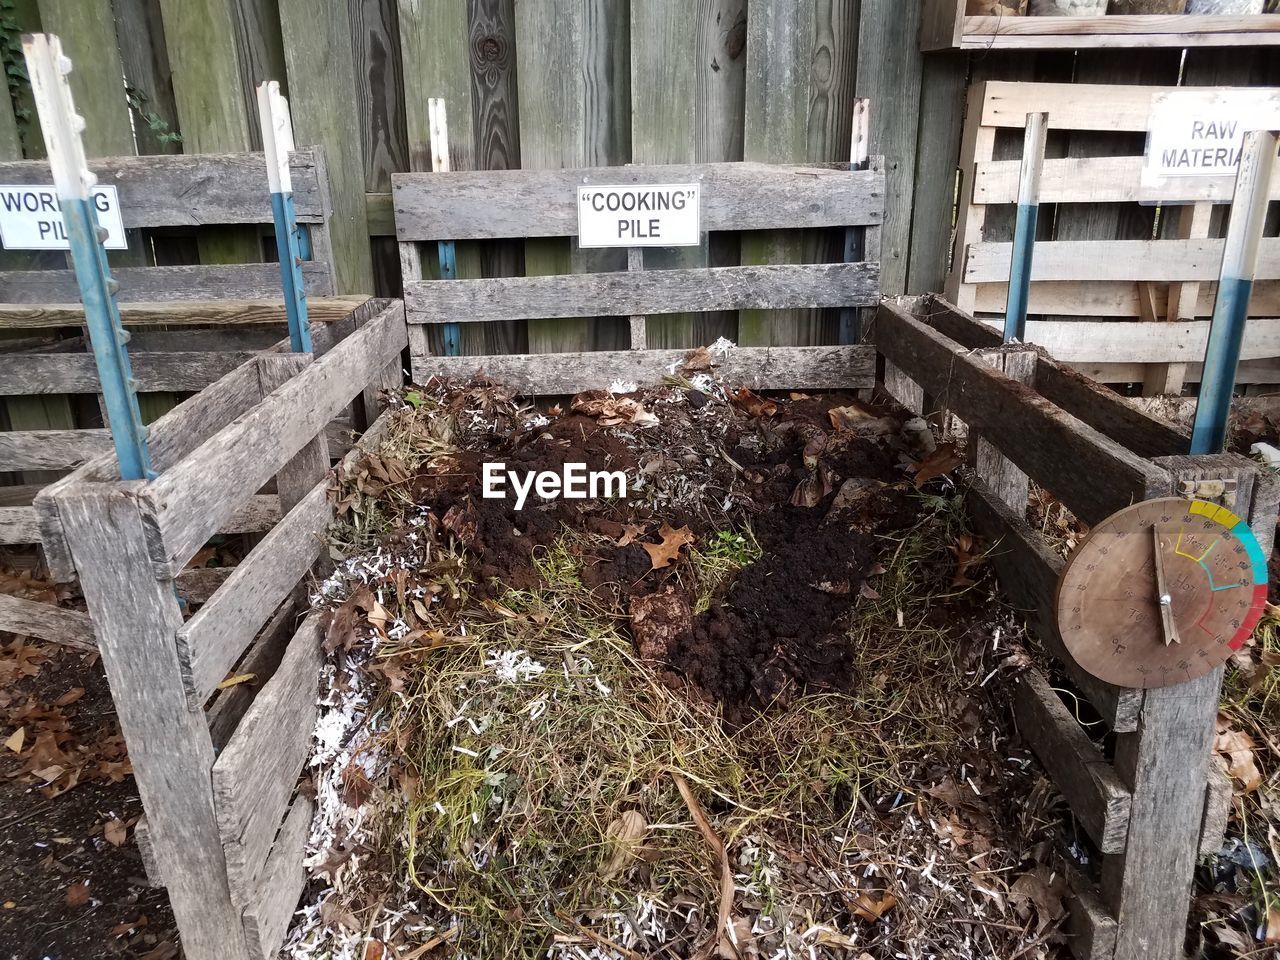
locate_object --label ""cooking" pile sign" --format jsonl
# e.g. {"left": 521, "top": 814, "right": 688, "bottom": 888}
{"left": 577, "top": 183, "right": 701, "bottom": 248}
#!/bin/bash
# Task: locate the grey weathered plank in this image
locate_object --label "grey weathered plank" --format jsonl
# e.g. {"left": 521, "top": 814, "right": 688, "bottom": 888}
{"left": 206, "top": 599, "right": 297, "bottom": 753}
{"left": 965, "top": 237, "right": 1280, "bottom": 284}
{"left": 1013, "top": 669, "right": 1132, "bottom": 854}
{"left": 0, "top": 428, "right": 109, "bottom": 471}
{"left": 916, "top": 295, "right": 1190, "bottom": 459}
{"left": 966, "top": 480, "right": 1141, "bottom": 732}
{"left": 0, "top": 593, "right": 96, "bottom": 650}
{"left": 175, "top": 566, "right": 235, "bottom": 606}
{"left": 53, "top": 486, "right": 252, "bottom": 960}
{"left": 212, "top": 611, "right": 324, "bottom": 908}
{"left": 133, "top": 814, "right": 164, "bottom": 888}
{"left": 405, "top": 262, "right": 879, "bottom": 325}
{"left": 1199, "top": 757, "right": 1233, "bottom": 859}
{"left": 872, "top": 301, "right": 1169, "bottom": 526}
{"left": 0, "top": 351, "right": 257, "bottom": 395}
{"left": 0, "top": 296, "right": 369, "bottom": 331}
{"left": 906, "top": 51, "right": 966, "bottom": 295}
{"left": 855, "top": 0, "right": 924, "bottom": 297}
{"left": 242, "top": 795, "right": 314, "bottom": 960}
{"left": 0, "top": 262, "right": 335, "bottom": 304}
{"left": 0, "top": 506, "right": 40, "bottom": 544}
{"left": 972, "top": 348, "right": 1036, "bottom": 512}
{"left": 0, "top": 150, "right": 328, "bottom": 225}
{"left": 414, "top": 344, "right": 877, "bottom": 395}
{"left": 1063, "top": 866, "right": 1118, "bottom": 960}
{"left": 178, "top": 478, "right": 329, "bottom": 704}
{"left": 391, "top": 163, "right": 884, "bottom": 241}
{"left": 138, "top": 302, "right": 406, "bottom": 574}
{"left": 112, "top": 0, "right": 181, "bottom": 158}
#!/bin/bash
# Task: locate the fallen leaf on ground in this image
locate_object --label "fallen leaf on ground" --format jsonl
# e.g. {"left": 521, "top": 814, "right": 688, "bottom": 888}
{"left": 642, "top": 524, "right": 695, "bottom": 570}
{"left": 3, "top": 728, "right": 23, "bottom": 753}
{"left": 103, "top": 818, "right": 127, "bottom": 847}
{"left": 1214, "top": 718, "right": 1262, "bottom": 793}
{"left": 615, "top": 523, "right": 647, "bottom": 547}
{"left": 65, "top": 882, "right": 89, "bottom": 908}
{"left": 600, "top": 809, "right": 648, "bottom": 880}
{"left": 53, "top": 687, "right": 84, "bottom": 707}
{"left": 1009, "top": 867, "right": 1066, "bottom": 934}
{"left": 848, "top": 891, "right": 896, "bottom": 922}
{"left": 682, "top": 346, "right": 713, "bottom": 372}
{"left": 1265, "top": 905, "right": 1280, "bottom": 945}
{"left": 363, "top": 940, "right": 386, "bottom": 960}
{"left": 216, "top": 673, "right": 256, "bottom": 690}
{"left": 732, "top": 388, "right": 776, "bottom": 418}
{"left": 909, "top": 442, "right": 963, "bottom": 488}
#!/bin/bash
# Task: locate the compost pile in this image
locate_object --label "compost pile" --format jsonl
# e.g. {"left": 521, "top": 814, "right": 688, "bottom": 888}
{"left": 284, "top": 358, "right": 1071, "bottom": 960}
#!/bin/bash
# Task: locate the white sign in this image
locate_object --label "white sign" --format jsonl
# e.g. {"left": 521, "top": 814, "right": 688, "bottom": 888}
{"left": 577, "top": 183, "right": 700, "bottom": 248}
{"left": 1142, "top": 89, "right": 1280, "bottom": 199}
{"left": 0, "top": 184, "right": 126, "bottom": 250}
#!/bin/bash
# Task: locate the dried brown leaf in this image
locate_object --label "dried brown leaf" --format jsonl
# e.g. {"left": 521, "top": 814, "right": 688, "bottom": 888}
{"left": 103, "top": 818, "right": 127, "bottom": 847}
{"left": 642, "top": 524, "right": 695, "bottom": 570}
{"left": 909, "top": 442, "right": 963, "bottom": 489}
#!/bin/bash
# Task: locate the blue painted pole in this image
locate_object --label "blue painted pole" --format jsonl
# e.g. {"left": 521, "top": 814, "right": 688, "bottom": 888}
{"left": 1005, "top": 111, "right": 1048, "bottom": 344}
{"left": 258, "top": 81, "right": 312, "bottom": 353}
{"left": 1190, "top": 130, "right": 1280, "bottom": 455}
{"left": 428, "top": 98, "right": 462, "bottom": 357}
{"left": 23, "top": 34, "right": 152, "bottom": 480}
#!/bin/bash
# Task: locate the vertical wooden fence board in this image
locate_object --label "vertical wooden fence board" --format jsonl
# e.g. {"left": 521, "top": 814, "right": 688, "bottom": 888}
{"left": 397, "top": 0, "right": 487, "bottom": 352}
{"left": 854, "top": 0, "right": 924, "bottom": 299}
{"left": 631, "top": 0, "right": 700, "bottom": 349}
{"left": 906, "top": 51, "right": 966, "bottom": 296}
{"left": 515, "top": 0, "right": 586, "bottom": 354}
{"left": 280, "top": 0, "right": 374, "bottom": 294}
{"left": 112, "top": 0, "right": 181, "bottom": 157}
{"left": 9, "top": 0, "right": 47, "bottom": 160}
{"left": 230, "top": 0, "right": 288, "bottom": 151}
{"left": 468, "top": 0, "right": 526, "bottom": 355}
{"left": 740, "top": 0, "right": 816, "bottom": 347}
{"left": 158, "top": 0, "right": 261, "bottom": 265}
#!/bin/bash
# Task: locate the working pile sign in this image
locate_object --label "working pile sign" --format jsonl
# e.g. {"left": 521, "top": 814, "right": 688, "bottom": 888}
{"left": 0, "top": 184, "right": 126, "bottom": 250}
{"left": 1141, "top": 89, "right": 1280, "bottom": 200}
{"left": 577, "top": 183, "right": 700, "bottom": 248}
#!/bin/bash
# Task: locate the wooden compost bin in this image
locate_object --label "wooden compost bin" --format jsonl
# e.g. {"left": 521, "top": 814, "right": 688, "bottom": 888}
{"left": 34, "top": 299, "right": 405, "bottom": 960}
{"left": 946, "top": 80, "right": 1280, "bottom": 393}
{"left": 0, "top": 147, "right": 364, "bottom": 644}
{"left": 873, "top": 293, "right": 1280, "bottom": 960}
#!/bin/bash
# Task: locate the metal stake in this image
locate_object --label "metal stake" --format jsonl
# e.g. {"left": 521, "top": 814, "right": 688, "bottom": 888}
{"left": 1191, "top": 129, "right": 1280, "bottom": 455}
{"left": 23, "top": 33, "right": 153, "bottom": 481}
{"left": 429, "top": 98, "right": 461, "bottom": 357}
{"left": 258, "top": 81, "right": 312, "bottom": 353}
{"left": 1005, "top": 111, "right": 1048, "bottom": 344}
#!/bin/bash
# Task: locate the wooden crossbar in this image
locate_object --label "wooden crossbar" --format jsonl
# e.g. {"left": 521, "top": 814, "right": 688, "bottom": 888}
{"left": 0, "top": 148, "right": 330, "bottom": 226}
{"left": 0, "top": 262, "right": 335, "bottom": 304}
{"left": 965, "top": 238, "right": 1280, "bottom": 285}
{"left": 393, "top": 162, "right": 884, "bottom": 241}
{"left": 0, "top": 350, "right": 256, "bottom": 395}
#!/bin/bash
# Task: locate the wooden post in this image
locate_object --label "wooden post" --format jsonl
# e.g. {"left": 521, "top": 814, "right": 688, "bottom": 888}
{"left": 839, "top": 98, "right": 871, "bottom": 345}
{"left": 55, "top": 484, "right": 252, "bottom": 960}
{"left": 627, "top": 247, "right": 646, "bottom": 351}
{"left": 1190, "top": 130, "right": 1279, "bottom": 455}
{"left": 972, "top": 347, "right": 1037, "bottom": 511}
{"left": 1103, "top": 454, "right": 1279, "bottom": 960}
{"left": 428, "top": 98, "right": 461, "bottom": 357}
{"left": 1005, "top": 112, "right": 1048, "bottom": 344}
{"left": 1144, "top": 202, "right": 1213, "bottom": 397}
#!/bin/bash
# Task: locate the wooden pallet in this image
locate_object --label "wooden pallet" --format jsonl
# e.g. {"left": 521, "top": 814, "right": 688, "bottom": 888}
{"left": 922, "top": 1, "right": 1280, "bottom": 50}
{"left": 36, "top": 299, "right": 405, "bottom": 960}
{"left": 393, "top": 160, "right": 884, "bottom": 393}
{"left": 0, "top": 147, "right": 348, "bottom": 564}
{"left": 946, "top": 79, "right": 1280, "bottom": 393}
{"left": 875, "top": 294, "right": 1273, "bottom": 960}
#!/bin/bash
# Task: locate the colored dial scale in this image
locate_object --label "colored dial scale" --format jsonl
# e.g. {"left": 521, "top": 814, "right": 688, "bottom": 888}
{"left": 1056, "top": 498, "right": 1268, "bottom": 689}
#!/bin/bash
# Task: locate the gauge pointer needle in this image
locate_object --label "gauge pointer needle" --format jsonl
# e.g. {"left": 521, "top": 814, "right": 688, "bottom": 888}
{"left": 1152, "top": 525, "right": 1180, "bottom": 646}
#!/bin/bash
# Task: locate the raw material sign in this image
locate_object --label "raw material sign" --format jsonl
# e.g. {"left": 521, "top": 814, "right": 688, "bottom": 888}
{"left": 0, "top": 184, "right": 126, "bottom": 250}
{"left": 577, "top": 183, "right": 700, "bottom": 248}
{"left": 1141, "top": 89, "right": 1280, "bottom": 200}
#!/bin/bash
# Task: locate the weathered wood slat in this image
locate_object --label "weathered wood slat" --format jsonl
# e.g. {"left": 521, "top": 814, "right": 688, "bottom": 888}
{"left": 974, "top": 317, "right": 1280, "bottom": 366}
{"left": 53, "top": 486, "right": 252, "bottom": 960}
{"left": 873, "top": 302, "right": 1170, "bottom": 526}
{"left": 241, "top": 795, "right": 314, "bottom": 960}
{"left": 404, "top": 262, "right": 879, "bottom": 325}
{"left": 0, "top": 262, "right": 334, "bottom": 304}
{"left": 0, "top": 506, "right": 41, "bottom": 544}
{"left": 175, "top": 566, "right": 236, "bottom": 607}
{"left": 212, "top": 611, "right": 324, "bottom": 908}
{"left": 206, "top": 600, "right": 297, "bottom": 753}
{"left": 414, "top": 344, "right": 877, "bottom": 395}
{"left": 138, "top": 301, "right": 405, "bottom": 575}
{"left": 392, "top": 163, "right": 885, "bottom": 240}
{"left": 0, "top": 428, "right": 109, "bottom": 471}
{"left": 178, "top": 478, "right": 330, "bottom": 704}
{"left": 0, "top": 351, "right": 257, "bottom": 395}
{"left": 973, "top": 154, "right": 1280, "bottom": 206}
{"left": 977, "top": 80, "right": 1177, "bottom": 133}
{"left": 0, "top": 593, "right": 95, "bottom": 650}
{"left": 1013, "top": 669, "right": 1132, "bottom": 854}
{"left": 965, "top": 237, "right": 1280, "bottom": 284}
{"left": 966, "top": 480, "right": 1141, "bottom": 732}
{"left": 916, "top": 296, "right": 1189, "bottom": 458}
{"left": 1063, "top": 866, "right": 1118, "bottom": 960}
{"left": 0, "top": 149, "right": 328, "bottom": 225}
{"left": 973, "top": 279, "right": 1280, "bottom": 319}
{"left": 0, "top": 296, "right": 369, "bottom": 331}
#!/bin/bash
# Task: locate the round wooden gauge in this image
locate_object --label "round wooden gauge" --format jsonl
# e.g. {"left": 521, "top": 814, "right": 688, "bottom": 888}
{"left": 1056, "top": 497, "right": 1268, "bottom": 689}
